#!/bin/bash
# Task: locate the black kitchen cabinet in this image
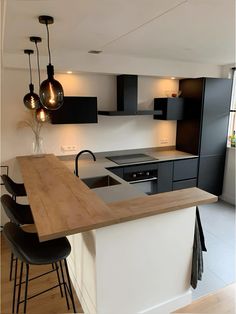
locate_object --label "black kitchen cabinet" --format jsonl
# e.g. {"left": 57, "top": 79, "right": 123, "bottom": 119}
{"left": 198, "top": 155, "right": 226, "bottom": 195}
{"left": 172, "top": 158, "right": 198, "bottom": 191}
{"left": 176, "top": 120, "right": 201, "bottom": 155}
{"left": 107, "top": 158, "right": 201, "bottom": 195}
{"left": 200, "top": 79, "right": 232, "bottom": 156}
{"left": 173, "top": 179, "right": 197, "bottom": 191}
{"left": 176, "top": 78, "right": 232, "bottom": 195}
{"left": 50, "top": 96, "right": 98, "bottom": 124}
{"left": 153, "top": 98, "right": 184, "bottom": 120}
{"left": 173, "top": 158, "right": 198, "bottom": 181}
{"left": 157, "top": 161, "right": 173, "bottom": 193}
{"left": 177, "top": 78, "right": 232, "bottom": 155}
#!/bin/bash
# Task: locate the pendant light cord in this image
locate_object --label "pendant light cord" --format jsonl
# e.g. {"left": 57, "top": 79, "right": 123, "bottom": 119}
{"left": 28, "top": 53, "right": 33, "bottom": 84}
{"left": 35, "top": 41, "right": 41, "bottom": 89}
{"left": 46, "top": 22, "right": 52, "bottom": 64}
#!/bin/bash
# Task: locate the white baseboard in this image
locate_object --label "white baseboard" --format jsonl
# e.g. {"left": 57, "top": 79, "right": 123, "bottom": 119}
{"left": 137, "top": 290, "right": 192, "bottom": 314}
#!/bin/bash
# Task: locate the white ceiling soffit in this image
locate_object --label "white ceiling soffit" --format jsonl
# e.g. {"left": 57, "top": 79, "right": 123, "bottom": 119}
{"left": 2, "top": 0, "right": 235, "bottom": 66}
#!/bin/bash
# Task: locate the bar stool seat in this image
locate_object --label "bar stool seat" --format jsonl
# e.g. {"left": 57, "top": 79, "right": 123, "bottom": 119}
{"left": 5, "top": 224, "right": 71, "bottom": 265}
{"left": 3, "top": 222, "right": 76, "bottom": 313}
{"left": 1, "top": 194, "right": 34, "bottom": 225}
{"left": 1, "top": 175, "right": 26, "bottom": 198}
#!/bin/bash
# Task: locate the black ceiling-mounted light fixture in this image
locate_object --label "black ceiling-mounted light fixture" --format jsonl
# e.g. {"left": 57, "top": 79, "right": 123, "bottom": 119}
{"left": 30, "top": 36, "right": 50, "bottom": 123}
{"left": 23, "top": 49, "right": 40, "bottom": 110}
{"left": 38, "top": 15, "right": 64, "bottom": 110}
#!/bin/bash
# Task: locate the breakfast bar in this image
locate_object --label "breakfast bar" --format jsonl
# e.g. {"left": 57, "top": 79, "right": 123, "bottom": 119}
{"left": 17, "top": 154, "right": 217, "bottom": 314}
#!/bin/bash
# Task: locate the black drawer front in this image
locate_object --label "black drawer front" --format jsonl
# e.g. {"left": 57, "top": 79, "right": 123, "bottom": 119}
{"left": 173, "top": 179, "right": 197, "bottom": 191}
{"left": 173, "top": 158, "right": 198, "bottom": 181}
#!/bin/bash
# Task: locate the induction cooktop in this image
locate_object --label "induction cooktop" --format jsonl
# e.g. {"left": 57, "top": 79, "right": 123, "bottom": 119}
{"left": 106, "top": 153, "right": 157, "bottom": 165}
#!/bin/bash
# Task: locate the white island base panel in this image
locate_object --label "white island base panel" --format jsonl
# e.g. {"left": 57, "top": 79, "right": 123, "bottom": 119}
{"left": 67, "top": 206, "right": 196, "bottom": 314}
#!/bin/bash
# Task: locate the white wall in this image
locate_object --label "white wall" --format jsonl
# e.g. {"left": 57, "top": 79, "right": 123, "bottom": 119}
{"left": 1, "top": 68, "right": 178, "bottom": 163}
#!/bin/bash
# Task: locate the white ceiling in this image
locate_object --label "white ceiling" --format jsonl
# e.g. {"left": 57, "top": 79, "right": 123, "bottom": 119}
{"left": 2, "top": 0, "right": 235, "bottom": 68}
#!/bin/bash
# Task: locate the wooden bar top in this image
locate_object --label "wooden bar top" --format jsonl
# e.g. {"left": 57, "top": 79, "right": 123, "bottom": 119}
{"left": 17, "top": 154, "right": 217, "bottom": 242}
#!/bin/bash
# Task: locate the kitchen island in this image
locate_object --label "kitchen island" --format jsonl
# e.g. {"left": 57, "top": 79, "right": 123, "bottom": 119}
{"left": 17, "top": 152, "right": 217, "bottom": 314}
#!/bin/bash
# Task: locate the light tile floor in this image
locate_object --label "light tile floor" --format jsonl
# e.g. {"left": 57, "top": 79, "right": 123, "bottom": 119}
{"left": 192, "top": 200, "right": 236, "bottom": 299}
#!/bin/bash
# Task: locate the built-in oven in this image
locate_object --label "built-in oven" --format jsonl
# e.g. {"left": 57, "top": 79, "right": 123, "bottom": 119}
{"left": 123, "top": 163, "right": 158, "bottom": 195}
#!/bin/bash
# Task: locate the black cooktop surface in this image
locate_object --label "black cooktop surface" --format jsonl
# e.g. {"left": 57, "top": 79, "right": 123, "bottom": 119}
{"left": 106, "top": 153, "right": 157, "bottom": 165}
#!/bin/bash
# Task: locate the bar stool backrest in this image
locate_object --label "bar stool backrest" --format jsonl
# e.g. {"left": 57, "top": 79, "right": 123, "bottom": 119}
{"left": 1, "top": 175, "right": 26, "bottom": 197}
{"left": 1, "top": 195, "right": 21, "bottom": 225}
{"left": 3, "top": 222, "right": 30, "bottom": 264}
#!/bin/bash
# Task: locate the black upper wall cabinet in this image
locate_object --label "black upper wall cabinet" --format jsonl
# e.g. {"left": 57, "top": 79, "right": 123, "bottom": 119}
{"left": 50, "top": 96, "right": 98, "bottom": 124}
{"left": 153, "top": 98, "right": 184, "bottom": 120}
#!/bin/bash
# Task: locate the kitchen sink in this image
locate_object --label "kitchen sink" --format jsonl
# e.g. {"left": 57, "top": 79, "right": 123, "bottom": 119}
{"left": 81, "top": 175, "right": 121, "bottom": 189}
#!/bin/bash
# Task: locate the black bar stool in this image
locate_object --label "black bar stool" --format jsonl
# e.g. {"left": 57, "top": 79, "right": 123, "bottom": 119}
{"left": 1, "top": 194, "right": 34, "bottom": 281}
{"left": 1, "top": 194, "right": 33, "bottom": 225}
{"left": 3, "top": 222, "right": 77, "bottom": 314}
{"left": 1, "top": 175, "right": 26, "bottom": 201}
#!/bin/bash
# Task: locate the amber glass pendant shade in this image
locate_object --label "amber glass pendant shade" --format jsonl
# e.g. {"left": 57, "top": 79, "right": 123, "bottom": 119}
{"left": 36, "top": 106, "right": 50, "bottom": 122}
{"left": 23, "top": 83, "right": 40, "bottom": 110}
{"left": 40, "top": 64, "right": 64, "bottom": 110}
{"left": 38, "top": 15, "right": 64, "bottom": 110}
{"left": 23, "top": 50, "right": 40, "bottom": 110}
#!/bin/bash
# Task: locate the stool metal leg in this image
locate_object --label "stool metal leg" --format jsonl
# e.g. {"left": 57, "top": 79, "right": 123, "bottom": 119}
{"left": 23, "top": 264, "right": 29, "bottom": 314}
{"left": 12, "top": 258, "right": 18, "bottom": 313}
{"left": 9, "top": 252, "right": 14, "bottom": 281}
{"left": 64, "top": 259, "right": 76, "bottom": 313}
{"left": 59, "top": 260, "right": 70, "bottom": 310}
{"left": 16, "top": 262, "right": 24, "bottom": 313}
{"left": 55, "top": 262, "right": 63, "bottom": 297}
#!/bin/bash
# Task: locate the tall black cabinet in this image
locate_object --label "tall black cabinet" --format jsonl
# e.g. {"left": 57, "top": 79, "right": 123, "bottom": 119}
{"left": 176, "top": 78, "right": 232, "bottom": 195}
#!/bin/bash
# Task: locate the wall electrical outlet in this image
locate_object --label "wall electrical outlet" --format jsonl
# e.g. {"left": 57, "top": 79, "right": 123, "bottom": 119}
{"left": 160, "top": 138, "right": 169, "bottom": 144}
{"left": 61, "top": 145, "right": 77, "bottom": 152}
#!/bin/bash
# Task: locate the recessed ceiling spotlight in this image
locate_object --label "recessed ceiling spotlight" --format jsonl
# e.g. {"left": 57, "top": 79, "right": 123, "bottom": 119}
{"left": 67, "top": 71, "right": 73, "bottom": 74}
{"left": 88, "top": 50, "right": 102, "bottom": 54}
{"left": 171, "top": 77, "right": 176, "bottom": 80}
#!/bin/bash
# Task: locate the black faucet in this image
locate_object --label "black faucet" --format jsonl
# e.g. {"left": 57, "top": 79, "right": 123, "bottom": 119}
{"left": 75, "top": 150, "right": 96, "bottom": 177}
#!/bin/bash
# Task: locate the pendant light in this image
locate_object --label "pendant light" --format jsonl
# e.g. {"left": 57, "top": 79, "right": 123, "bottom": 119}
{"left": 30, "top": 36, "right": 50, "bottom": 123}
{"left": 23, "top": 49, "right": 40, "bottom": 110}
{"left": 38, "top": 15, "right": 64, "bottom": 110}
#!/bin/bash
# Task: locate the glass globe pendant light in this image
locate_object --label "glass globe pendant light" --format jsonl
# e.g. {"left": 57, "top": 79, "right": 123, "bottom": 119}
{"left": 30, "top": 36, "right": 50, "bottom": 123}
{"left": 38, "top": 15, "right": 64, "bottom": 110}
{"left": 23, "top": 49, "right": 40, "bottom": 110}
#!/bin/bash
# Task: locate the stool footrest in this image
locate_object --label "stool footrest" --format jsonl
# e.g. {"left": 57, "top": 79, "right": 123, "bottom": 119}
{"left": 18, "top": 283, "right": 64, "bottom": 304}
{"left": 16, "top": 267, "right": 57, "bottom": 285}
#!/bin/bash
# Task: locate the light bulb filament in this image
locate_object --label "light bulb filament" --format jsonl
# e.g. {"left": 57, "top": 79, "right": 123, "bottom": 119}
{"left": 39, "top": 109, "right": 46, "bottom": 122}
{"left": 30, "top": 96, "right": 35, "bottom": 108}
{"left": 49, "top": 82, "right": 55, "bottom": 105}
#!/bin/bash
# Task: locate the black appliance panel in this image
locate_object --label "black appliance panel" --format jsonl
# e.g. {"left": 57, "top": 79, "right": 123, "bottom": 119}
{"left": 122, "top": 163, "right": 158, "bottom": 195}
{"left": 50, "top": 96, "right": 97, "bottom": 124}
{"left": 107, "top": 154, "right": 157, "bottom": 165}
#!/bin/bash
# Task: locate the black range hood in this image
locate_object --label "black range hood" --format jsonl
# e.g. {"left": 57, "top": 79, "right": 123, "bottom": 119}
{"left": 98, "top": 75, "right": 162, "bottom": 116}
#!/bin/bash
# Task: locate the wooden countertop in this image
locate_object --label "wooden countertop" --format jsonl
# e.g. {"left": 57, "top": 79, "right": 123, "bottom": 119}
{"left": 17, "top": 154, "right": 217, "bottom": 242}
